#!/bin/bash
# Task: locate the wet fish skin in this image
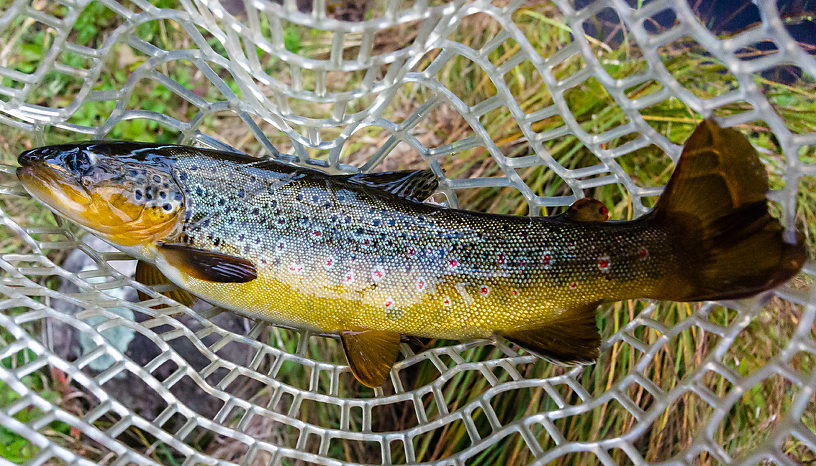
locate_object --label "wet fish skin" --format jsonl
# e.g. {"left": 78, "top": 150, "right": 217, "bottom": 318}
{"left": 16, "top": 120, "right": 807, "bottom": 386}
{"left": 168, "top": 149, "right": 672, "bottom": 338}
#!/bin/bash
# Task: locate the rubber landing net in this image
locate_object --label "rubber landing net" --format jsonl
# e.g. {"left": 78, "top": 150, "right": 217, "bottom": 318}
{"left": 0, "top": 0, "right": 814, "bottom": 464}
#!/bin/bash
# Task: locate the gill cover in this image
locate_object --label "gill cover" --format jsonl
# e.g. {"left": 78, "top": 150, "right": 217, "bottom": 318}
{"left": 17, "top": 142, "right": 184, "bottom": 246}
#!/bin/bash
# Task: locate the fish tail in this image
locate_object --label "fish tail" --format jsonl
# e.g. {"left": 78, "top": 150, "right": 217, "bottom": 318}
{"left": 651, "top": 119, "right": 806, "bottom": 302}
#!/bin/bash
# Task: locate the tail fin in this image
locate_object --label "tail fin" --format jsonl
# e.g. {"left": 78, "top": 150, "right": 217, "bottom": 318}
{"left": 652, "top": 119, "right": 806, "bottom": 302}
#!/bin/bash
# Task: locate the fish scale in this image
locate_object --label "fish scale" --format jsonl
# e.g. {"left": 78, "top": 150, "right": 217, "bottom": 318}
{"left": 172, "top": 151, "right": 673, "bottom": 339}
{"left": 16, "top": 120, "right": 806, "bottom": 386}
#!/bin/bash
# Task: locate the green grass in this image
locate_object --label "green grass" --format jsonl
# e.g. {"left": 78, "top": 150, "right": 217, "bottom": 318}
{"left": 1, "top": 1, "right": 815, "bottom": 464}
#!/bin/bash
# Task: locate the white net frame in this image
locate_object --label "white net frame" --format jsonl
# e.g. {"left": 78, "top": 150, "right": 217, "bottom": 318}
{"left": 0, "top": 0, "right": 814, "bottom": 464}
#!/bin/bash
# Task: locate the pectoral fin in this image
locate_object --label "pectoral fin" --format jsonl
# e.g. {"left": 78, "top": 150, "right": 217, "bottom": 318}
{"left": 500, "top": 302, "right": 601, "bottom": 365}
{"left": 340, "top": 329, "right": 401, "bottom": 387}
{"left": 135, "top": 261, "right": 197, "bottom": 306}
{"left": 158, "top": 243, "right": 257, "bottom": 283}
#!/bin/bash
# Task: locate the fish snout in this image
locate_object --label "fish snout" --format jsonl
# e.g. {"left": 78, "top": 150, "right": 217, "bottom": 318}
{"left": 17, "top": 148, "right": 44, "bottom": 167}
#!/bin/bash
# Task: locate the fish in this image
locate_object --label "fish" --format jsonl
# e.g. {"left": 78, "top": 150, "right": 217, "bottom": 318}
{"left": 16, "top": 120, "right": 806, "bottom": 387}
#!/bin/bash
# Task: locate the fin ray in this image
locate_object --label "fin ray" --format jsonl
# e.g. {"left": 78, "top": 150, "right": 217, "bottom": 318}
{"left": 135, "top": 260, "right": 196, "bottom": 306}
{"left": 500, "top": 302, "right": 600, "bottom": 365}
{"left": 158, "top": 243, "right": 257, "bottom": 283}
{"left": 652, "top": 119, "right": 805, "bottom": 301}
{"left": 340, "top": 170, "right": 438, "bottom": 202}
{"left": 340, "top": 329, "right": 401, "bottom": 387}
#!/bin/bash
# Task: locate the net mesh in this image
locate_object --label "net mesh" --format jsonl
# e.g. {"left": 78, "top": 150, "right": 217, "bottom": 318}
{"left": 0, "top": 0, "right": 814, "bottom": 464}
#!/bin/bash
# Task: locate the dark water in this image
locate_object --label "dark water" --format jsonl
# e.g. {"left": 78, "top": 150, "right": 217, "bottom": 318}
{"left": 575, "top": 0, "right": 815, "bottom": 82}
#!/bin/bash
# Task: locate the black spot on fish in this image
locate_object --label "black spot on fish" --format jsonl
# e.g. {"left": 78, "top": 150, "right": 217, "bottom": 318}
{"left": 238, "top": 189, "right": 245, "bottom": 198}
{"left": 255, "top": 237, "right": 261, "bottom": 244}
{"left": 270, "top": 200, "right": 278, "bottom": 208}
{"left": 135, "top": 190, "right": 143, "bottom": 200}
{"left": 228, "top": 217, "right": 235, "bottom": 224}
{"left": 373, "top": 219, "right": 381, "bottom": 226}
{"left": 174, "top": 193, "right": 182, "bottom": 201}
{"left": 179, "top": 172, "right": 188, "bottom": 181}
{"left": 238, "top": 234, "right": 245, "bottom": 241}
{"left": 388, "top": 219, "right": 396, "bottom": 226}
{"left": 195, "top": 187, "right": 203, "bottom": 196}
{"left": 146, "top": 191, "right": 153, "bottom": 201}
{"left": 190, "top": 164, "right": 198, "bottom": 171}
{"left": 251, "top": 208, "right": 259, "bottom": 216}
{"left": 296, "top": 193, "right": 303, "bottom": 201}
{"left": 244, "top": 245, "right": 250, "bottom": 254}
{"left": 163, "top": 203, "right": 172, "bottom": 211}
{"left": 152, "top": 175, "right": 161, "bottom": 183}
{"left": 213, "top": 238, "right": 220, "bottom": 247}
{"left": 160, "top": 191, "right": 167, "bottom": 199}
{"left": 129, "top": 169, "right": 138, "bottom": 177}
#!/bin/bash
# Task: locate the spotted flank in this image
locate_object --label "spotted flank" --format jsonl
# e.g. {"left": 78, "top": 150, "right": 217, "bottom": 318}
{"left": 16, "top": 120, "right": 807, "bottom": 387}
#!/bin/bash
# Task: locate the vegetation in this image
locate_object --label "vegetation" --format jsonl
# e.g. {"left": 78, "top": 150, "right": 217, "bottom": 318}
{"left": 0, "top": 0, "right": 814, "bottom": 464}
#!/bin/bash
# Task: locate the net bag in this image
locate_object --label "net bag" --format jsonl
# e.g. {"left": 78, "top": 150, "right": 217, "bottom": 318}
{"left": 0, "top": 0, "right": 814, "bottom": 464}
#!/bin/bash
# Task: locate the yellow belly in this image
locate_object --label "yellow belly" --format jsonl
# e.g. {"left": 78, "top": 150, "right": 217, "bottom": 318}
{"left": 159, "top": 261, "right": 638, "bottom": 339}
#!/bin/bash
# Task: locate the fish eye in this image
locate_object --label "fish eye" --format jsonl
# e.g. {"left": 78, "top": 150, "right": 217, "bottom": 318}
{"left": 65, "top": 150, "right": 94, "bottom": 175}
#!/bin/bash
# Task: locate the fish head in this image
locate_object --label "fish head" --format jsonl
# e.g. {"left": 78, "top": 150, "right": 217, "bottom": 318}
{"left": 17, "top": 142, "right": 184, "bottom": 247}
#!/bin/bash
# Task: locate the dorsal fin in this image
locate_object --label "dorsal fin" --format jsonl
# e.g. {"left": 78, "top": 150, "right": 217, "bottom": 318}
{"left": 339, "top": 169, "right": 438, "bottom": 202}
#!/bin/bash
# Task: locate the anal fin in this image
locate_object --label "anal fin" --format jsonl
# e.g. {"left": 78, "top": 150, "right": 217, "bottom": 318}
{"left": 340, "top": 329, "right": 401, "bottom": 387}
{"left": 500, "top": 302, "right": 600, "bottom": 365}
{"left": 135, "top": 260, "right": 196, "bottom": 307}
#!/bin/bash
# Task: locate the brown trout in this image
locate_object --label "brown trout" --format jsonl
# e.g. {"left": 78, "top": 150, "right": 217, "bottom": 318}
{"left": 16, "top": 120, "right": 806, "bottom": 387}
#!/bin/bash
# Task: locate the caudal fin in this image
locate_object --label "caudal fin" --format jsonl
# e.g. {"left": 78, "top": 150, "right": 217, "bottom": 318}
{"left": 652, "top": 119, "right": 806, "bottom": 302}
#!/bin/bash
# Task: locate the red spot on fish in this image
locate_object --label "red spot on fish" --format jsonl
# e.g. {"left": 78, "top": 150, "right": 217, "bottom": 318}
{"left": 384, "top": 298, "right": 394, "bottom": 308}
{"left": 312, "top": 229, "right": 322, "bottom": 238}
{"left": 639, "top": 247, "right": 649, "bottom": 260}
{"left": 442, "top": 297, "right": 451, "bottom": 306}
{"left": 372, "top": 267, "right": 385, "bottom": 282}
{"left": 447, "top": 259, "right": 459, "bottom": 270}
{"left": 569, "top": 282, "right": 577, "bottom": 290}
{"left": 541, "top": 253, "right": 552, "bottom": 267}
{"left": 519, "top": 259, "right": 527, "bottom": 268}
{"left": 361, "top": 238, "right": 370, "bottom": 246}
{"left": 275, "top": 240, "right": 286, "bottom": 254}
{"left": 511, "top": 289, "right": 519, "bottom": 297}
{"left": 479, "top": 286, "right": 489, "bottom": 296}
{"left": 416, "top": 278, "right": 426, "bottom": 291}
{"left": 497, "top": 253, "right": 505, "bottom": 265}
{"left": 408, "top": 247, "right": 417, "bottom": 256}
{"left": 598, "top": 257, "right": 610, "bottom": 271}
{"left": 289, "top": 264, "right": 303, "bottom": 274}
{"left": 324, "top": 257, "right": 334, "bottom": 270}
{"left": 344, "top": 271, "right": 355, "bottom": 285}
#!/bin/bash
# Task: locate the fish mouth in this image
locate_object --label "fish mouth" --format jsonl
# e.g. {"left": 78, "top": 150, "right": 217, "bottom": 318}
{"left": 17, "top": 162, "right": 92, "bottom": 223}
